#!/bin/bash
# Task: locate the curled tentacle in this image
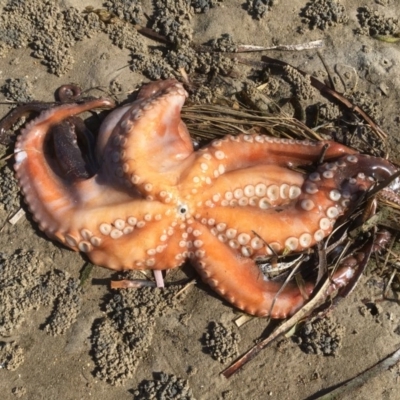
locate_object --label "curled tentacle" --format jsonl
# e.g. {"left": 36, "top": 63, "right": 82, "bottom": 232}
{"left": 0, "top": 102, "right": 58, "bottom": 145}
{"left": 14, "top": 98, "right": 115, "bottom": 238}
{"left": 1, "top": 84, "right": 85, "bottom": 145}
{"left": 56, "top": 84, "right": 82, "bottom": 102}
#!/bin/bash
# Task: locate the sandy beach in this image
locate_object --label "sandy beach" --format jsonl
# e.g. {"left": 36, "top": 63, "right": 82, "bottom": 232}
{"left": 1, "top": 1, "right": 400, "bottom": 399}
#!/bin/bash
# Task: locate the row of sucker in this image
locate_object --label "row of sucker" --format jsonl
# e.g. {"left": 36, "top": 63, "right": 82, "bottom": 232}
{"left": 106, "top": 81, "right": 187, "bottom": 202}
{"left": 193, "top": 215, "right": 313, "bottom": 258}
{"left": 227, "top": 134, "right": 319, "bottom": 146}
{"left": 181, "top": 133, "right": 324, "bottom": 204}
{"left": 182, "top": 138, "right": 230, "bottom": 200}
{"left": 61, "top": 212, "right": 163, "bottom": 258}
{"left": 199, "top": 181, "right": 302, "bottom": 209}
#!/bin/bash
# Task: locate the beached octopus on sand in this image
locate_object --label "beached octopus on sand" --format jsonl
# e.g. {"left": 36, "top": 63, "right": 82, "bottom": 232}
{"left": 6, "top": 79, "right": 399, "bottom": 318}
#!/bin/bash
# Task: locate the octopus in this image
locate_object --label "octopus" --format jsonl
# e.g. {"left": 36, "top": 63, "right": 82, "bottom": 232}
{"left": 11, "top": 79, "right": 398, "bottom": 318}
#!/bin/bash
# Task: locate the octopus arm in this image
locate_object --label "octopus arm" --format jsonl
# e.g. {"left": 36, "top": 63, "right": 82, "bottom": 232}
{"left": 95, "top": 103, "right": 132, "bottom": 161}
{"left": 82, "top": 209, "right": 186, "bottom": 271}
{"left": 192, "top": 220, "right": 369, "bottom": 317}
{"left": 192, "top": 164, "right": 305, "bottom": 206}
{"left": 191, "top": 221, "right": 314, "bottom": 318}
{"left": 13, "top": 99, "right": 117, "bottom": 236}
{"left": 199, "top": 205, "right": 331, "bottom": 254}
{"left": 112, "top": 80, "right": 193, "bottom": 191}
{"left": 179, "top": 136, "right": 355, "bottom": 191}
{"left": 196, "top": 135, "right": 357, "bottom": 174}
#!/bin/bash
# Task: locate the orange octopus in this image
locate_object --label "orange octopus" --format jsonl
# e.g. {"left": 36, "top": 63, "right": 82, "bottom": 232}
{"left": 13, "top": 79, "right": 397, "bottom": 318}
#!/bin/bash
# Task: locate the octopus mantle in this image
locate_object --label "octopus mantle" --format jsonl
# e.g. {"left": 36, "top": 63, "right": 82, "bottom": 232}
{"left": 13, "top": 79, "right": 397, "bottom": 318}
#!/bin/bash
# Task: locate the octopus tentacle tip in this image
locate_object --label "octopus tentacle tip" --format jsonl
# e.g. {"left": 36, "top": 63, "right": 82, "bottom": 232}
{"left": 13, "top": 78, "right": 398, "bottom": 319}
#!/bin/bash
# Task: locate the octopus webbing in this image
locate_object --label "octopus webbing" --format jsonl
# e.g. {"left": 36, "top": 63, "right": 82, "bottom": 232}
{"left": 13, "top": 79, "right": 397, "bottom": 318}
